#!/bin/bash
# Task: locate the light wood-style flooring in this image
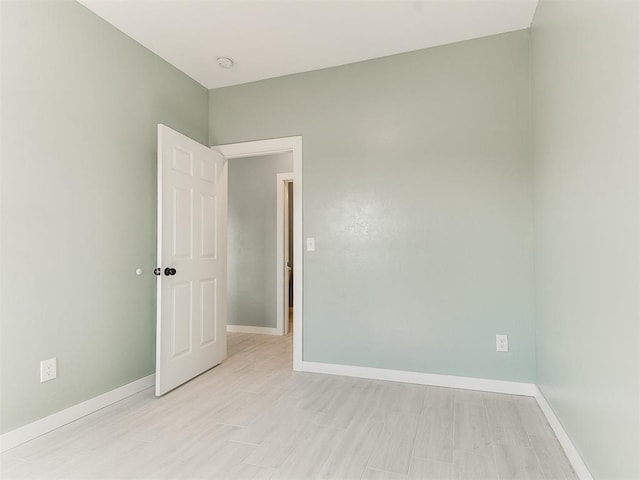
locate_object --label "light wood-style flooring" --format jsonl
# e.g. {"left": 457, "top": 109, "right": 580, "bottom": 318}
{"left": 0, "top": 333, "right": 577, "bottom": 479}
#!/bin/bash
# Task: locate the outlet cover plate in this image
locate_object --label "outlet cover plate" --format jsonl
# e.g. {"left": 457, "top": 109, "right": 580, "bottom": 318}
{"left": 496, "top": 335, "right": 509, "bottom": 353}
{"left": 40, "top": 358, "right": 57, "bottom": 382}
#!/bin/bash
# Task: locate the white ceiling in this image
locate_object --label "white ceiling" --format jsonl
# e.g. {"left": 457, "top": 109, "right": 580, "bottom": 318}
{"left": 79, "top": 0, "right": 538, "bottom": 90}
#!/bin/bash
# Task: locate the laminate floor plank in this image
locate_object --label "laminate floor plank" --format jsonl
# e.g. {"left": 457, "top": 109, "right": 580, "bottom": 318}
{"left": 367, "top": 412, "right": 420, "bottom": 475}
{"left": 318, "top": 420, "right": 384, "bottom": 480}
{"left": 482, "top": 394, "right": 538, "bottom": 449}
{"left": 240, "top": 412, "right": 315, "bottom": 469}
{"left": 512, "top": 397, "right": 554, "bottom": 439}
{"left": 386, "top": 383, "right": 427, "bottom": 417}
{"left": 270, "top": 423, "right": 344, "bottom": 479}
{"left": 298, "top": 375, "right": 347, "bottom": 413}
{"left": 454, "top": 390, "right": 485, "bottom": 406}
{"left": 452, "top": 450, "right": 499, "bottom": 480}
{"left": 413, "top": 387, "right": 454, "bottom": 463}
{"left": 355, "top": 382, "right": 392, "bottom": 424}
{"left": 408, "top": 457, "right": 453, "bottom": 480}
{"left": 483, "top": 393, "right": 523, "bottom": 428}
{"left": 493, "top": 444, "right": 545, "bottom": 480}
{"left": 452, "top": 401, "right": 493, "bottom": 457}
{"left": 361, "top": 468, "right": 408, "bottom": 480}
{"left": 314, "top": 380, "right": 372, "bottom": 430}
{"left": 230, "top": 396, "right": 314, "bottom": 446}
{"left": 0, "top": 332, "right": 576, "bottom": 480}
{"left": 529, "top": 435, "right": 579, "bottom": 480}
{"left": 490, "top": 425, "right": 532, "bottom": 449}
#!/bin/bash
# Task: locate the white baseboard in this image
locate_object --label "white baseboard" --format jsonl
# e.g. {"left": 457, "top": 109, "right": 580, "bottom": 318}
{"left": 227, "top": 325, "right": 280, "bottom": 335}
{"left": 300, "top": 361, "right": 537, "bottom": 396}
{"left": 533, "top": 386, "right": 593, "bottom": 480}
{"left": 0, "top": 374, "right": 155, "bottom": 453}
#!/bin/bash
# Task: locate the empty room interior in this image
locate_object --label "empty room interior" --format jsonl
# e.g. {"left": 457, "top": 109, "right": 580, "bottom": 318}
{"left": 1, "top": 1, "right": 639, "bottom": 479}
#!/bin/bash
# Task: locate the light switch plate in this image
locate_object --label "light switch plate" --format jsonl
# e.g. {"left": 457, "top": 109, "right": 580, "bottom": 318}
{"left": 306, "top": 237, "right": 315, "bottom": 252}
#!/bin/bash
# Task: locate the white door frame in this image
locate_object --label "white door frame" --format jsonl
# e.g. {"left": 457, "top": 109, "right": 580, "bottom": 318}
{"left": 211, "top": 136, "right": 303, "bottom": 371}
{"left": 276, "top": 173, "right": 293, "bottom": 336}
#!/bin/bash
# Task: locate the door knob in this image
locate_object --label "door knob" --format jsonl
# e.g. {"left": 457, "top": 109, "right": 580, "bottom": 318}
{"left": 164, "top": 267, "right": 177, "bottom": 276}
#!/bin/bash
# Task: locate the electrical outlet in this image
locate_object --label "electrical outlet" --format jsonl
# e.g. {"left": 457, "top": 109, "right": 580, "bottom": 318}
{"left": 496, "top": 335, "right": 509, "bottom": 352}
{"left": 40, "top": 358, "right": 57, "bottom": 382}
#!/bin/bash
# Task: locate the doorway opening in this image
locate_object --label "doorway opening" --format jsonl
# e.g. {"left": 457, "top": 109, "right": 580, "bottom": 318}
{"left": 225, "top": 153, "right": 291, "bottom": 336}
{"left": 212, "top": 137, "right": 303, "bottom": 371}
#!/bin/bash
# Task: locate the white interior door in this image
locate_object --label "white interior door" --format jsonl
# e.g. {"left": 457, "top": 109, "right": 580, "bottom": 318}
{"left": 156, "top": 124, "right": 227, "bottom": 396}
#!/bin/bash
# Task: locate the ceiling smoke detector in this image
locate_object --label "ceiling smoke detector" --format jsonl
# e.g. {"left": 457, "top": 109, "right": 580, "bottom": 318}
{"left": 216, "top": 57, "right": 234, "bottom": 69}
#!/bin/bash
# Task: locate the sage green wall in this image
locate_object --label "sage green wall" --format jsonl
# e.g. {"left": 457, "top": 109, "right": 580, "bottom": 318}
{"left": 0, "top": 1, "right": 208, "bottom": 434}
{"left": 210, "top": 31, "right": 535, "bottom": 382}
{"left": 531, "top": 1, "right": 640, "bottom": 478}
{"left": 228, "top": 153, "right": 292, "bottom": 328}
